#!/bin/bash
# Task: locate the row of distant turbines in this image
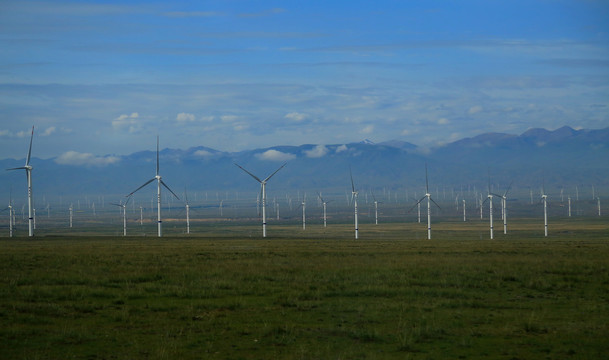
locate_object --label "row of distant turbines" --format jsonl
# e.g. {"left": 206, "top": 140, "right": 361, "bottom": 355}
{"left": 3, "top": 127, "right": 604, "bottom": 239}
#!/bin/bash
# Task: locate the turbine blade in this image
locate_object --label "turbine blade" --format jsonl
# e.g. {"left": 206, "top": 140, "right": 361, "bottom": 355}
{"left": 26, "top": 126, "right": 34, "bottom": 166}
{"left": 430, "top": 196, "right": 442, "bottom": 209}
{"left": 407, "top": 196, "right": 426, "bottom": 213}
{"left": 234, "top": 163, "right": 262, "bottom": 183}
{"left": 125, "top": 195, "right": 132, "bottom": 206}
{"left": 264, "top": 162, "right": 286, "bottom": 182}
{"left": 6, "top": 167, "right": 27, "bottom": 171}
{"left": 127, "top": 178, "right": 156, "bottom": 197}
{"left": 156, "top": 136, "right": 160, "bottom": 176}
{"left": 350, "top": 167, "right": 355, "bottom": 192}
{"left": 504, "top": 181, "right": 514, "bottom": 197}
{"left": 161, "top": 180, "right": 180, "bottom": 200}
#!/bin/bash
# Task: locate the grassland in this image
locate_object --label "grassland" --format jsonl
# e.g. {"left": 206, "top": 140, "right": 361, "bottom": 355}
{"left": 1, "top": 219, "right": 608, "bottom": 359}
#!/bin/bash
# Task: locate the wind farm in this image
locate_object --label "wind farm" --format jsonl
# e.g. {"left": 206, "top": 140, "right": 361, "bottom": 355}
{"left": 1, "top": 127, "right": 608, "bottom": 360}
{"left": 2, "top": 0, "right": 609, "bottom": 356}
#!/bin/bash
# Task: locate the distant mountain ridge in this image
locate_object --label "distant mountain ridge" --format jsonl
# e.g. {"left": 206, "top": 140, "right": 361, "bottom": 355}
{"left": 1, "top": 126, "right": 608, "bottom": 198}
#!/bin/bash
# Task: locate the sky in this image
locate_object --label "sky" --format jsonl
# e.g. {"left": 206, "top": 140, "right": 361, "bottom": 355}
{"left": 1, "top": 0, "right": 608, "bottom": 161}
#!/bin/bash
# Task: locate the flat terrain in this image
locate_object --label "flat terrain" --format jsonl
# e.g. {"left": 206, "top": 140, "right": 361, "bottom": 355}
{"left": 1, "top": 220, "right": 608, "bottom": 359}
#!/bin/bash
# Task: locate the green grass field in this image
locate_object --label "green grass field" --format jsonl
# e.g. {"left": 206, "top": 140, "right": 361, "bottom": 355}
{"left": 1, "top": 219, "right": 608, "bottom": 359}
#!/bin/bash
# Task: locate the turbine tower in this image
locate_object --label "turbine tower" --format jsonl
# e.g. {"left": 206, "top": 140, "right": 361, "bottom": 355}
{"left": 110, "top": 196, "right": 132, "bottom": 236}
{"left": 371, "top": 191, "right": 381, "bottom": 225}
{"left": 483, "top": 173, "right": 495, "bottom": 240}
{"left": 301, "top": 193, "right": 306, "bottom": 230}
{"left": 350, "top": 168, "right": 359, "bottom": 239}
{"left": 2, "top": 191, "right": 13, "bottom": 237}
{"left": 235, "top": 162, "right": 286, "bottom": 238}
{"left": 127, "top": 136, "right": 180, "bottom": 237}
{"left": 317, "top": 192, "right": 330, "bottom": 228}
{"left": 491, "top": 181, "right": 513, "bottom": 235}
{"left": 184, "top": 188, "right": 190, "bottom": 234}
{"left": 540, "top": 180, "right": 548, "bottom": 237}
{"left": 409, "top": 163, "right": 440, "bottom": 240}
{"left": 462, "top": 199, "right": 466, "bottom": 222}
{"left": 6, "top": 126, "right": 35, "bottom": 236}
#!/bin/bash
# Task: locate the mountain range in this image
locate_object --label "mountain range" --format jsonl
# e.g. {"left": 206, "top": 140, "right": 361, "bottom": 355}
{"left": 1, "top": 126, "right": 608, "bottom": 201}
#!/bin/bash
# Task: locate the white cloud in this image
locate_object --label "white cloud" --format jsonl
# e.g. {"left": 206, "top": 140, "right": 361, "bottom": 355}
{"left": 360, "top": 125, "right": 374, "bottom": 134}
{"left": 176, "top": 112, "right": 196, "bottom": 122}
{"left": 221, "top": 115, "right": 238, "bottom": 122}
{"left": 0, "top": 130, "right": 10, "bottom": 137}
{"left": 16, "top": 130, "right": 30, "bottom": 138}
{"left": 255, "top": 149, "right": 296, "bottom": 161}
{"left": 438, "top": 118, "right": 450, "bottom": 125}
{"left": 55, "top": 151, "right": 120, "bottom": 166}
{"left": 335, "top": 144, "right": 348, "bottom": 153}
{"left": 285, "top": 112, "right": 307, "bottom": 122}
{"left": 41, "top": 126, "right": 56, "bottom": 136}
{"left": 468, "top": 105, "right": 483, "bottom": 114}
{"left": 304, "top": 145, "right": 328, "bottom": 158}
{"left": 112, "top": 112, "right": 141, "bottom": 133}
{"left": 194, "top": 149, "right": 213, "bottom": 157}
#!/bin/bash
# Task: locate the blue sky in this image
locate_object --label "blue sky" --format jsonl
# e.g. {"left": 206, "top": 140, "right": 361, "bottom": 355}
{"left": 1, "top": 0, "right": 608, "bottom": 161}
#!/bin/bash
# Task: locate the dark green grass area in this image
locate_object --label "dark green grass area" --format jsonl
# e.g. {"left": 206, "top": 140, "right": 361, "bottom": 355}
{"left": 1, "top": 223, "right": 608, "bottom": 359}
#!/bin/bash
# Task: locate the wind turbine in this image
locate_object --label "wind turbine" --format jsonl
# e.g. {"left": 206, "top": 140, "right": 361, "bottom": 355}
{"left": 539, "top": 180, "right": 549, "bottom": 237}
{"left": 235, "top": 162, "right": 286, "bottom": 237}
{"left": 6, "top": 126, "right": 35, "bottom": 236}
{"left": 462, "top": 199, "right": 466, "bottom": 222}
{"left": 127, "top": 136, "right": 180, "bottom": 237}
{"left": 350, "top": 167, "right": 359, "bottom": 239}
{"left": 69, "top": 204, "right": 73, "bottom": 228}
{"left": 409, "top": 163, "right": 440, "bottom": 240}
{"left": 371, "top": 191, "right": 381, "bottom": 225}
{"left": 184, "top": 188, "right": 190, "bottom": 234}
{"left": 483, "top": 172, "right": 495, "bottom": 240}
{"left": 301, "top": 193, "right": 306, "bottom": 230}
{"left": 491, "top": 181, "right": 513, "bottom": 235}
{"left": 110, "top": 196, "right": 132, "bottom": 236}
{"left": 1, "top": 191, "right": 14, "bottom": 237}
{"left": 317, "top": 192, "right": 331, "bottom": 228}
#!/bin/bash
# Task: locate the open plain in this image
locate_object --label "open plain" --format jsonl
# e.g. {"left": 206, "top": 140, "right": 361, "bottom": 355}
{"left": 1, "top": 217, "right": 608, "bottom": 359}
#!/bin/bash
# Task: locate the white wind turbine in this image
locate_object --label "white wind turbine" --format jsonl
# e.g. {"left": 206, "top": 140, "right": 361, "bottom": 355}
{"left": 462, "top": 199, "right": 466, "bottom": 222}
{"left": 539, "top": 180, "right": 549, "bottom": 237}
{"left": 184, "top": 189, "right": 191, "bottom": 234}
{"left": 6, "top": 126, "right": 35, "bottom": 237}
{"left": 235, "top": 162, "right": 286, "bottom": 238}
{"left": 482, "top": 172, "right": 495, "bottom": 239}
{"left": 317, "top": 192, "right": 331, "bottom": 228}
{"left": 1, "top": 190, "right": 14, "bottom": 237}
{"left": 110, "top": 196, "right": 132, "bottom": 236}
{"left": 301, "top": 193, "right": 306, "bottom": 230}
{"left": 350, "top": 167, "right": 359, "bottom": 239}
{"left": 409, "top": 163, "right": 440, "bottom": 240}
{"left": 371, "top": 191, "right": 381, "bottom": 225}
{"left": 494, "top": 181, "right": 513, "bottom": 235}
{"left": 127, "top": 137, "right": 180, "bottom": 237}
